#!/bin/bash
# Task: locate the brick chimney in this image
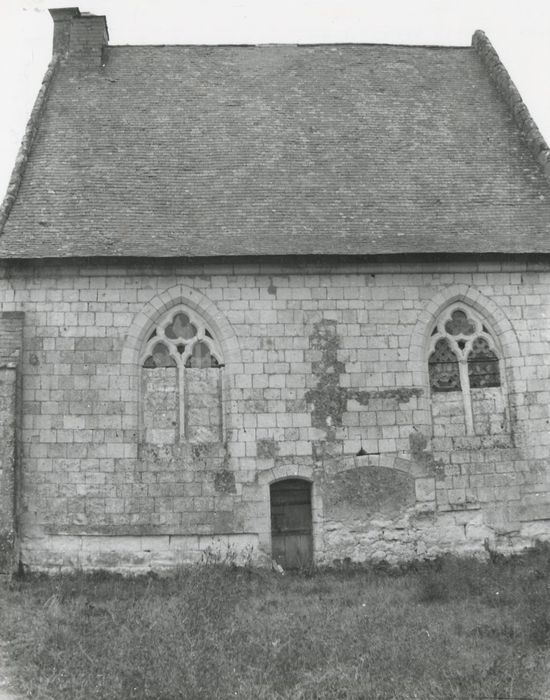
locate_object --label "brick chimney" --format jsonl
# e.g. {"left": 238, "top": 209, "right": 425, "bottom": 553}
{"left": 49, "top": 7, "right": 109, "bottom": 67}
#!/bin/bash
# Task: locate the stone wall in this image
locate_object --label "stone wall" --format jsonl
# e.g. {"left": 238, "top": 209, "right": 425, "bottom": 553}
{"left": 0, "top": 367, "right": 18, "bottom": 574}
{"left": 1, "top": 258, "right": 549, "bottom": 571}
{"left": 0, "top": 311, "right": 23, "bottom": 574}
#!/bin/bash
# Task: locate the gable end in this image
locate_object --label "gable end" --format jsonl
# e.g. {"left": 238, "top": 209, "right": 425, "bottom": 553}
{"left": 472, "top": 30, "right": 550, "bottom": 179}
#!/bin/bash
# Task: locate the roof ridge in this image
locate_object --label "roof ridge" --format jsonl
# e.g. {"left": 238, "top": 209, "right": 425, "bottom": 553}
{"left": 0, "top": 57, "right": 60, "bottom": 235}
{"left": 107, "top": 42, "right": 472, "bottom": 49}
{"left": 472, "top": 30, "right": 550, "bottom": 181}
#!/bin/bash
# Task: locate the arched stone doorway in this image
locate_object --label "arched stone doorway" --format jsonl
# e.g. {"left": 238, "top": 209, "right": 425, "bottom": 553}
{"left": 270, "top": 478, "right": 313, "bottom": 569}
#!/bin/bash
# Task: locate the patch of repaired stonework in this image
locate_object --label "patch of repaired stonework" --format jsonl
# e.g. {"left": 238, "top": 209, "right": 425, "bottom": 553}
{"left": 323, "top": 466, "right": 415, "bottom": 521}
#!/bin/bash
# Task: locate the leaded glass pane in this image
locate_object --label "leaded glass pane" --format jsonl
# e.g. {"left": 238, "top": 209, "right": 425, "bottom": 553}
{"left": 468, "top": 337, "right": 500, "bottom": 388}
{"left": 429, "top": 338, "right": 461, "bottom": 392}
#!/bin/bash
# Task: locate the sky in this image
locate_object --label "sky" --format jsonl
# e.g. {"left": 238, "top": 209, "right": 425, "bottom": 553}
{"left": 1, "top": 0, "right": 550, "bottom": 199}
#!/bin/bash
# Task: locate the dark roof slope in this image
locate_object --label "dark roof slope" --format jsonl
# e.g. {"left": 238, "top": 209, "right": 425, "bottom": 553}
{"left": 1, "top": 34, "right": 550, "bottom": 257}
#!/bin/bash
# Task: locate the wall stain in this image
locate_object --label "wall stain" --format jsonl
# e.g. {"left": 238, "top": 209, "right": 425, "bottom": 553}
{"left": 305, "top": 319, "right": 423, "bottom": 435}
{"left": 409, "top": 431, "right": 445, "bottom": 476}
{"left": 257, "top": 438, "right": 278, "bottom": 459}
{"left": 214, "top": 470, "right": 236, "bottom": 494}
{"left": 267, "top": 277, "right": 277, "bottom": 296}
{"left": 305, "top": 320, "right": 348, "bottom": 432}
{"left": 350, "top": 387, "right": 423, "bottom": 405}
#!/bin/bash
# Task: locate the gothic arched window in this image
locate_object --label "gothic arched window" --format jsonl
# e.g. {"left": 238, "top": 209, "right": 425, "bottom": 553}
{"left": 428, "top": 305, "right": 506, "bottom": 437}
{"left": 140, "top": 308, "right": 224, "bottom": 444}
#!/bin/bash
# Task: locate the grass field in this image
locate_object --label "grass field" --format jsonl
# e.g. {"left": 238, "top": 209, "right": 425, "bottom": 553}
{"left": 1, "top": 545, "right": 550, "bottom": 699}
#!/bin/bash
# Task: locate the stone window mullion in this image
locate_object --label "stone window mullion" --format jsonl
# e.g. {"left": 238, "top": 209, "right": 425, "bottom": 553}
{"left": 458, "top": 359, "right": 474, "bottom": 435}
{"left": 178, "top": 356, "right": 185, "bottom": 442}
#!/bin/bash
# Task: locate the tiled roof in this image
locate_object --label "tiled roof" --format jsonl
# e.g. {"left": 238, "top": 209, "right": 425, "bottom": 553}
{"left": 1, "top": 35, "right": 550, "bottom": 258}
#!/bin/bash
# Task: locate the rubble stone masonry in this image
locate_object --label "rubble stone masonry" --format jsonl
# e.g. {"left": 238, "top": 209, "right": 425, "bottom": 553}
{"left": 1, "top": 258, "right": 549, "bottom": 571}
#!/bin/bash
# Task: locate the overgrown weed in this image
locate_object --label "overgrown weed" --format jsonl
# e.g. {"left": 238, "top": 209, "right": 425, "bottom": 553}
{"left": 1, "top": 544, "right": 550, "bottom": 698}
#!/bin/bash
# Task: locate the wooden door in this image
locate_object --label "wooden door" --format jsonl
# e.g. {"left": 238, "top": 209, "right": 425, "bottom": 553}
{"left": 270, "top": 479, "right": 313, "bottom": 569}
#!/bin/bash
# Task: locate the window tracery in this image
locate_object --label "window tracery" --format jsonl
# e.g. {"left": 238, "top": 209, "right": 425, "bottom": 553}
{"left": 141, "top": 308, "right": 223, "bottom": 444}
{"left": 428, "top": 305, "right": 506, "bottom": 436}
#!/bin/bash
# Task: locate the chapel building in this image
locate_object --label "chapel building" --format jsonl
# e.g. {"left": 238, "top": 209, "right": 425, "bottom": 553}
{"left": 0, "top": 8, "right": 549, "bottom": 572}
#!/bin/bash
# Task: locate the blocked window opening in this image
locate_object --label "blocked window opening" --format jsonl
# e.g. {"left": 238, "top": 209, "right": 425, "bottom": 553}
{"left": 141, "top": 308, "right": 224, "bottom": 444}
{"left": 428, "top": 305, "right": 506, "bottom": 437}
